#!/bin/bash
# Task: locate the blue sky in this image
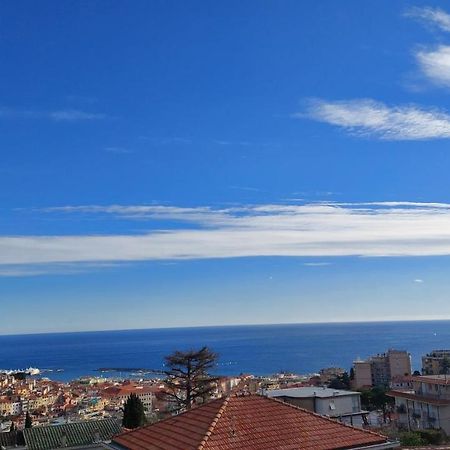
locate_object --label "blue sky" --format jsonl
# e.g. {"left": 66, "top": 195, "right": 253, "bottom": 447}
{"left": 4, "top": 1, "right": 450, "bottom": 333}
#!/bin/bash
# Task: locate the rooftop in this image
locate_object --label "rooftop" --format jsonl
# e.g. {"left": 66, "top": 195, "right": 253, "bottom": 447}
{"left": 111, "top": 394, "right": 395, "bottom": 450}
{"left": 266, "top": 387, "right": 360, "bottom": 399}
{"left": 23, "top": 418, "right": 121, "bottom": 450}
{"left": 387, "top": 390, "right": 450, "bottom": 406}
{"left": 413, "top": 375, "right": 450, "bottom": 385}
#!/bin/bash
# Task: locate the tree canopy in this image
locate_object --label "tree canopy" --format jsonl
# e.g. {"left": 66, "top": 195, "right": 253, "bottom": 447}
{"left": 122, "top": 393, "right": 146, "bottom": 429}
{"left": 24, "top": 412, "right": 32, "bottom": 429}
{"left": 164, "top": 346, "right": 218, "bottom": 411}
{"left": 328, "top": 372, "right": 351, "bottom": 390}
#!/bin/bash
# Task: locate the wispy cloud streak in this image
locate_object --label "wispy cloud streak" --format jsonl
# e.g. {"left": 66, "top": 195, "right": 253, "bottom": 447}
{"left": 406, "top": 7, "right": 450, "bottom": 32}
{"left": 301, "top": 99, "right": 450, "bottom": 140}
{"left": 0, "top": 108, "right": 106, "bottom": 121}
{"left": 5, "top": 202, "right": 450, "bottom": 273}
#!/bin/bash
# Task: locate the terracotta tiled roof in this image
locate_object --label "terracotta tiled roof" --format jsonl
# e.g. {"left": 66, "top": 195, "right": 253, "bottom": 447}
{"left": 103, "top": 385, "right": 155, "bottom": 397}
{"left": 112, "top": 394, "right": 392, "bottom": 450}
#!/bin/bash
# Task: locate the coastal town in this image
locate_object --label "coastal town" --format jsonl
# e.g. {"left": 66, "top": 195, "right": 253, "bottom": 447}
{"left": 1, "top": 347, "right": 450, "bottom": 448}
{"left": 5, "top": 0, "right": 450, "bottom": 449}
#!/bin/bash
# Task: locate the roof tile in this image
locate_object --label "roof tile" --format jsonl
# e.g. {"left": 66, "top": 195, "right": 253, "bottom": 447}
{"left": 113, "top": 395, "right": 391, "bottom": 450}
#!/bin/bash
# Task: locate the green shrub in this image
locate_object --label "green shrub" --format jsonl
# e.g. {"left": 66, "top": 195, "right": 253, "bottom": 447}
{"left": 400, "top": 432, "right": 425, "bottom": 446}
{"left": 417, "top": 429, "right": 446, "bottom": 445}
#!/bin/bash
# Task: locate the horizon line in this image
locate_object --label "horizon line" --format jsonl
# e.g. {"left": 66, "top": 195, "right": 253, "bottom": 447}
{"left": 1, "top": 317, "right": 449, "bottom": 338}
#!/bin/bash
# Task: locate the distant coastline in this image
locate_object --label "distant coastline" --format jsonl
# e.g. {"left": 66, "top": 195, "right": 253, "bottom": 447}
{"left": 0, "top": 321, "right": 449, "bottom": 382}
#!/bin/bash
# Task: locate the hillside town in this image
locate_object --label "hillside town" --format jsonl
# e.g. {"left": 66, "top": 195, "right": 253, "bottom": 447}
{"left": 2, "top": 347, "right": 450, "bottom": 448}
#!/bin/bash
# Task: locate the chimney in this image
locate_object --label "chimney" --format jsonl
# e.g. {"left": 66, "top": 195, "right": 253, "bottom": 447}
{"left": 93, "top": 429, "right": 101, "bottom": 443}
{"left": 60, "top": 431, "right": 68, "bottom": 447}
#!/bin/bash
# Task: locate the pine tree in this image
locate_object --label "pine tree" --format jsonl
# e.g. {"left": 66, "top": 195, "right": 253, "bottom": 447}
{"left": 164, "top": 346, "right": 218, "bottom": 411}
{"left": 25, "top": 412, "right": 32, "bottom": 429}
{"left": 122, "top": 393, "right": 146, "bottom": 429}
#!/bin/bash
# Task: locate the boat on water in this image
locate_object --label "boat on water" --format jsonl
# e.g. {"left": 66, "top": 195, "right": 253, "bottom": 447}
{"left": 0, "top": 367, "right": 40, "bottom": 376}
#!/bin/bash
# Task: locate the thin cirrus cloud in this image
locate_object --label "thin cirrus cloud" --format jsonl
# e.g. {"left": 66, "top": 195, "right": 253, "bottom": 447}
{"left": 5, "top": 202, "right": 450, "bottom": 275}
{"left": 0, "top": 107, "right": 106, "bottom": 121}
{"left": 300, "top": 98, "right": 450, "bottom": 140}
{"left": 406, "top": 6, "right": 450, "bottom": 33}
{"left": 0, "top": 262, "right": 124, "bottom": 278}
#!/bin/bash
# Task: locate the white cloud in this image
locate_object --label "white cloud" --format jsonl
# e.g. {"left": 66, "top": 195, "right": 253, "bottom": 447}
{"left": 6, "top": 202, "right": 450, "bottom": 274}
{"left": 405, "top": 8, "right": 450, "bottom": 89}
{"left": 0, "top": 263, "right": 124, "bottom": 277}
{"left": 0, "top": 108, "right": 105, "bottom": 121}
{"left": 406, "top": 7, "right": 450, "bottom": 32}
{"left": 49, "top": 110, "right": 106, "bottom": 121}
{"left": 139, "top": 136, "right": 192, "bottom": 145}
{"left": 303, "top": 262, "right": 332, "bottom": 267}
{"left": 416, "top": 45, "right": 450, "bottom": 88}
{"left": 414, "top": 279, "right": 424, "bottom": 283}
{"left": 301, "top": 99, "right": 450, "bottom": 140}
{"left": 104, "top": 147, "right": 133, "bottom": 154}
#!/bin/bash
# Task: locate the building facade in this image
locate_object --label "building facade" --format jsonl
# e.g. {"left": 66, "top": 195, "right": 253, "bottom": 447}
{"left": 422, "top": 350, "right": 450, "bottom": 375}
{"left": 265, "top": 387, "right": 367, "bottom": 427}
{"left": 102, "top": 384, "right": 154, "bottom": 412}
{"left": 353, "top": 349, "right": 411, "bottom": 389}
{"left": 389, "top": 375, "right": 450, "bottom": 434}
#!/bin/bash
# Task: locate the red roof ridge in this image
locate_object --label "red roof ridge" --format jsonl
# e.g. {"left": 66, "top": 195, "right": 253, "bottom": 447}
{"left": 265, "top": 394, "right": 387, "bottom": 441}
{"left": 114, "top": 396, "right": 228, "bottom": 440}
{"left": 113, "top": 392, "right": 391, "bottom": 449}
{"left": 197, "top": 396, "right": 230, "bottom": 450}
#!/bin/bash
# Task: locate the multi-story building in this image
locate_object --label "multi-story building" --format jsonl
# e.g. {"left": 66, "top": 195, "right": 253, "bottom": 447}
{"left": 353, "top": 349, "right": 411, "bottom": 389}
{"left": 319, "top": 367, "right": 346, "bottom": 384}
{"left": 265, "top": 386, "right": 367, "bottom": 427}
{"left": 102, "top": 384, "right": 155, "bottom": 412}
{"left": 0, "top": 396, "right": 22, "bottom": 416}
{"left": 389, "top": 375, "right": 450, "bottom": 434}
{"left": 390, "top": 375, "right": 414, "bottom": 391}
{"left": 422, "top": 350, "right": 450, "bottom": 375}
{"left": 27, "top": 393, "right": 57, "bottom": 412}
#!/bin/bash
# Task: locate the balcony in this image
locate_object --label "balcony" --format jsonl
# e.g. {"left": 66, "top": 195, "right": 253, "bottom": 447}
{"left": 417, "top": 389, "right": 450, "bottom": 401}
{"left": 388, "top": 390, "right": 450, "bottom": 406}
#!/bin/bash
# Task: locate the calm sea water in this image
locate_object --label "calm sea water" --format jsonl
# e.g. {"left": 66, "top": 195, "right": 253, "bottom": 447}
{"left": 0, "top": 321, "right": 448, "bottom": 382}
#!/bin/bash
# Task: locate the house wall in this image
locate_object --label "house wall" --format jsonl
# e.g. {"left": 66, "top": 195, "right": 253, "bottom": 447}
{"left": 275, "top": 394, "right": 363, "bottom": 426}
{"left": 315, "top": 394, "right": 361, "bottom": 417}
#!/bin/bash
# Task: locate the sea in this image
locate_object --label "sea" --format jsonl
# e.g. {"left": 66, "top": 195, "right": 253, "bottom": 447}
{"left": 0, "top": 321, "right": 449, "bottom": 382}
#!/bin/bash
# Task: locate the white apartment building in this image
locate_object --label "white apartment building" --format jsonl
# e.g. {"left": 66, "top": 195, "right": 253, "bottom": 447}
{"left": 389, "top": 375, "right": 450, "bottom": 434}
{"left": 265, "top": 386, "right": 367, "bottom": 427}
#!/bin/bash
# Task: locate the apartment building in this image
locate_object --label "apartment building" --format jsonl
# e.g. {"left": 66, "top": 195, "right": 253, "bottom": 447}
{"left": 389, "top": 375, "right": 450, "bottom": 434}
{"left": 422, "top": 350, "right": 450, "bottom": 375}
{"left": 102, "top": 384, "right": 155, "bottom": 412}
{"left": 0, "top": 396, "right": 22, "bottom": 416}
{"left": 353, "top": 349, "right": 411, "bottom": 389}
{"left": 265, "top": 386, "right": 367, "bottom": 427}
